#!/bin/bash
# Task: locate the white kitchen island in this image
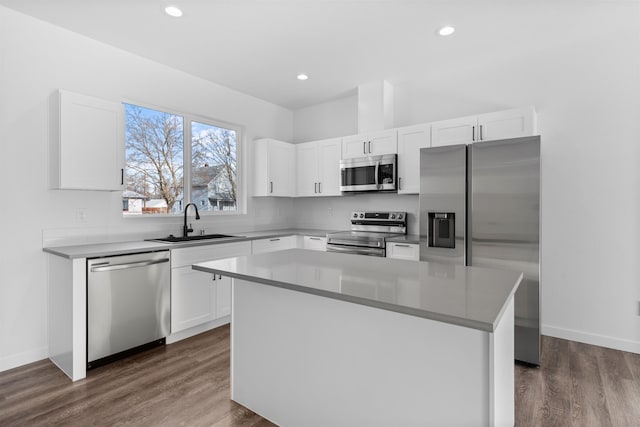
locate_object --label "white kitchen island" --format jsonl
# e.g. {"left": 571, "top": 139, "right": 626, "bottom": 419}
{"left": 193, "top": 249, "right": 522, "bottom": 427}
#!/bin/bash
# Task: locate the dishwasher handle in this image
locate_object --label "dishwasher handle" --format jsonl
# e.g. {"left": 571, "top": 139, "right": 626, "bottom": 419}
{"left": 90, "top": 258, "right": 169, "bottom": 272}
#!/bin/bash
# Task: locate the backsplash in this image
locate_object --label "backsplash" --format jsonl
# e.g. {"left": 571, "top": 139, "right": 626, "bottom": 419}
{"left": 292, "top": 193, "right": 419, "bottom": 234}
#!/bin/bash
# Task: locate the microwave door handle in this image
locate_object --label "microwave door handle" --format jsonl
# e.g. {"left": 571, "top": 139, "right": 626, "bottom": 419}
{"left": 374, "top": 161, "right": 380, "bottom": 188}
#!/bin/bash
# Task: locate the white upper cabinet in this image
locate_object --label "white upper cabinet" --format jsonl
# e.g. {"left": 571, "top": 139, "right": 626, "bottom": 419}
{"left": 296, "top": 138, "right": 342, "bottom": 197}
{"left": 477, "top": 106, "right": 537, "bottom": 141}
{"left": 342, "top": 129, "right": 397, "bottom": 159}
{"left": 431, "top": 106, "right": 537, "bottom": 147}
{"left": 431, "top": 115, "right": 477, "bottom": 147}
{"left": 431, "top": 107, "right": 537, "bottom": 147}
{"left": 397, "top": 123, "right": 431, "bottom": 194}
{"left": 51, "top": 90, "right": 125, "bottom": 190}
{"left": 253, "top": 138, "right": 296, "bottom": 196}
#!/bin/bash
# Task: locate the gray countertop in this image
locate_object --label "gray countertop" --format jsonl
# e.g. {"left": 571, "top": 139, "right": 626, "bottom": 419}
{"left": 42, "top": 228, "right": 336, "bottom": 259}
{"left": 193, "top": 249, "right": 522, "bottom": 332}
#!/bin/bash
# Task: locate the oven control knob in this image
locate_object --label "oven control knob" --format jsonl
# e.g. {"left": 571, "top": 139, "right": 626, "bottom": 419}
{"left": 390, "top": 214, "right": 396, "bottom": 219}
{"left": 353, "top": 213, "right": 358, "bottom": 218}
{"left": 398, "top": 214, "right": 403, "bottom": 219}
{"left": 359, "top": 213, "right": 364, "bottom": 218}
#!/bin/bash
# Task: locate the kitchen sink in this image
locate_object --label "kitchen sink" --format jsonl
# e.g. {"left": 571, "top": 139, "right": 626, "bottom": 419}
{"left": 146, "top": 234, "right": 242, "bottom": 243}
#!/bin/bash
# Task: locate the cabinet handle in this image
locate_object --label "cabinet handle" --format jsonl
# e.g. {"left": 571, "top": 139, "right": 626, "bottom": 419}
{"left": 309, "top": 237, "right": 321, "bottom": 240}
{"left": 318, "top": 182, "right": 321, "bottom": 193}
{"left": 368, "top": 141, "right": 371, "bottom": 153}
{"left": 398, "top": 177, "right": 402, "bottom": 190}
{"left": 270, "top": 181, "right": 273, "bottom": 193}
{"left": 363, "top": 141, "right": 367, "bottom": 154}
{"left": 120, "top": 169, "right": 124, "bottom": 185}
{"left": 270, "top": 238, "right": 281, "bottom": 242}
{"left": 212, "top": 274, "right": 216, "bottom": 281}
{"left": 314, "top": 182, "right": 318, "bottom": 193}
{"left": 479, "top": 124, "right": 483, "bottom": 140}
{"left": 395, "top": 244, "right": 411, "bottom": 248}
{"left": 472, "top": 126, "right": 475, "bottom": 141}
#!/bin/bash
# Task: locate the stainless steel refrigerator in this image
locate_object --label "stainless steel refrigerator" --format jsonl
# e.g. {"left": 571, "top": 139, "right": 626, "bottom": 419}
{"left": 419, "top": 136, "right": 540, "bottom": 366}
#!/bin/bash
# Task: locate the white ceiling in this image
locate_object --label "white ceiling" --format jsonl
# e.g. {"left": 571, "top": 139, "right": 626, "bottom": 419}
{"left": 0, "top": 0, "right": 611, "bottom": 110}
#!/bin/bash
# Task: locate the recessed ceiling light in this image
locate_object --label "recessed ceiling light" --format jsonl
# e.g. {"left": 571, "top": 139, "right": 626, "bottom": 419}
{"left": 165, "top": 6, "right": 183, "bottom": 17}
{"left": 438, "top": 25, "right": 455, "bottom": 36}
{"left": 297, "top": 74, "right": 309, "bottom": 81}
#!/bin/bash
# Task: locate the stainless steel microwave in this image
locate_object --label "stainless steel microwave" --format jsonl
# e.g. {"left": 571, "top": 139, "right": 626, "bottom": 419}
{"left": 340, "top": 154, "right": 397, "bottom": 192}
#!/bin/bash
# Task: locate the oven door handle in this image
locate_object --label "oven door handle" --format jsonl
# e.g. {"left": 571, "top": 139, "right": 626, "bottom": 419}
{"left": 327, "top": 239, "right": 382, "bottom": 248}
{"left": 326, "top": 244, "right": 385, "bottom": 256}
{"left": 374, "top": 160, "right": 380, "bottom": 188}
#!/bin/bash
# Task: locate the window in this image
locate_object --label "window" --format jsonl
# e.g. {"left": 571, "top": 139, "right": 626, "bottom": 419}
{"left": 122, "top": 103, "right": 240, "bottom": 216}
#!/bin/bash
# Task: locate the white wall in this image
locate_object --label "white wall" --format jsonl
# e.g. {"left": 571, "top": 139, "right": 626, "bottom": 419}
{"left": 293, "top": 94, "right": 357, "bottom": 143}
{"left": 292, "top": 3, "right": 640, "bottom": 353}
{"left": 0, "top": 6, "right": 295, "bottom": 371}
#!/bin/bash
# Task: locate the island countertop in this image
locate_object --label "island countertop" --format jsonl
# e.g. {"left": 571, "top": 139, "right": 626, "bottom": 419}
{"left": 193, "top": 249, "right": 522, "bottom": 332}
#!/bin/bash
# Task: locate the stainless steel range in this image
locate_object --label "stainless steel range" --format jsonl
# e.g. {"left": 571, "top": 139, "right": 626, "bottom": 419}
{"left": 326, "top": 211, "right": 407, "bottom": 257}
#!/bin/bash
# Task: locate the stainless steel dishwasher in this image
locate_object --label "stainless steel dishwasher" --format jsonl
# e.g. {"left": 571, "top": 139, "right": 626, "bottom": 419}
{"left": 87, "top": 250, "right": 170, "bottom": 368}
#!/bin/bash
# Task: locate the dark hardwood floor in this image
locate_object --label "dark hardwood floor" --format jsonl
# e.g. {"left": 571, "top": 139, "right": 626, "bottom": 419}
{"left": 1, "top": 327, "right": 639, "bottom": 426}
{"left": 515, "top": 336, "right": 640, "bottom": 426}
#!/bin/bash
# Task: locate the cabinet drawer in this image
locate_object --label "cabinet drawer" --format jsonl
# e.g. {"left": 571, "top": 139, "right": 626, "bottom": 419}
{"left": 252, "top": 235, "right": 297, "bottom": 254}
{"left": 386, "top": 243, "right": 419, "bottom": 261}
{"left": 303, "top": 236, "right": 327, "bottom": 251}
{"left": 171, "top": 241, "right": 251, "bottom": 268}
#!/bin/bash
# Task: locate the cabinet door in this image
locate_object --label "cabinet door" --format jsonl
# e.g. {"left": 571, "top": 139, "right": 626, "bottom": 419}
{"left": 171, "top": 266, "right": 216, "bottom": 333}
{"left": 317, "top": 138, "right": 342, "bottom": 196}
{"left": 253, "top": 139, "right": 270, "bottom": 196}
{"left": 215, "top": 276, "right": 232, "bottom": 318}
{"left": 397, "top": 123, "right": 430, "bottom": 194}
{"left": 368, "top": 129, "right": 398, "bottom": 156}
{"left": 431, "top": 115, "right": 477, "bottom": 147}
{"left": 477, "top": 107, "right": 536, "bottom": 142}
{"left": 303, "top": 236, "right": 327, "bottom": 251}
{"left": 296, "top": 141, "right": 319, "bottom": 197}
{"left": 386, "top": 243, "right": 420, "bottom": 261}
{"left": 53, "top": 90, "right": 125, "bottom": 190}
{"left": 268, "top": 140, "right": 295, "bottom": 196}
{"left": 342, "top": 134, "right": 368, "bottom": 159}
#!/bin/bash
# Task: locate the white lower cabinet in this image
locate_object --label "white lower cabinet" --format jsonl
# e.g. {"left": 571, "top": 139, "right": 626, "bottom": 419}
{"left": 252, "top": 235, "right": 297, "bottom": 254}
{"left": 171, "top": 267, "right": 218, "bottom": 332}
{"left": 386, "top": 242, "right": 420, "bottom": 261}
{"left": 170, "top": 241, "right": 251, "bottom": 335}
{"left": 303, "top": 236, "right": 327, "bottom": 251}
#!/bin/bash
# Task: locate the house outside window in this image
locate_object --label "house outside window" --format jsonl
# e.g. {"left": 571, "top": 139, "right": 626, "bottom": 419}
{"left": 122, "top": 103, "right": 241, "bottom": 216}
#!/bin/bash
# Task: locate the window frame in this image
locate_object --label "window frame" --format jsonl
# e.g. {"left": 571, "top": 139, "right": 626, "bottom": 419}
{"left": 122, "top": 100, "right": 246, "bottom": 217}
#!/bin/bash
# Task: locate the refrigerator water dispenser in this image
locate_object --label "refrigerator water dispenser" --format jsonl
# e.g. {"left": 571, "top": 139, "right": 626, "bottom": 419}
{"left": 428, "top": 212, "right": 455, "bottom": 248}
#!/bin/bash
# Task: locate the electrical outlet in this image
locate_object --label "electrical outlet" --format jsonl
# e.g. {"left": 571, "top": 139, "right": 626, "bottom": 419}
{"left": 74, "top": 208, "right": 87, "bottom": 223}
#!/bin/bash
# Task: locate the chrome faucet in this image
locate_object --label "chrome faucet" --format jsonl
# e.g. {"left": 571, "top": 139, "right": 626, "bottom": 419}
{"left": 183, "top": 203, "right": 201, "bottom": 237}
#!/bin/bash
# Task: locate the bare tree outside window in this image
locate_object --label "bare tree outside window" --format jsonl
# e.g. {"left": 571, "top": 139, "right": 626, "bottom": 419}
{"left": 123, "top": 104, "right": 184, "bottom": 215}
{"left": 191, "top": 121, "right": 237, "bottom": 212}
{"left": 122, "top": 103, "right": 239, "bottom": 216}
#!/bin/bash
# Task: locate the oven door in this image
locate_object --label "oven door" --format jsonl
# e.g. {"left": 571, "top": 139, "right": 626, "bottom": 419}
{"left": 326, "top": 243, "right": 386, "bottom": 257}
{"left": 340, "top": 154, "right": 396, "bottom": 192}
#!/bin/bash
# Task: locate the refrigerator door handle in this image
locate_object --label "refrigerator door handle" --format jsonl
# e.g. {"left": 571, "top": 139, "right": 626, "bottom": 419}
{"left": 374, "top": 161, "right": 380, "bottom": 187}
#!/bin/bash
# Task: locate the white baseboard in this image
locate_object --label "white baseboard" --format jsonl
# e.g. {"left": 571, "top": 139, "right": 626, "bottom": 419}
{"left": 0, "top": 346, "right": 49, "bottom": 373}
{"left": 542, "top": 324, "right": 640, "bottom": 354}
{"left": 166, "top": 316, "right": 230, "bottom": 344}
